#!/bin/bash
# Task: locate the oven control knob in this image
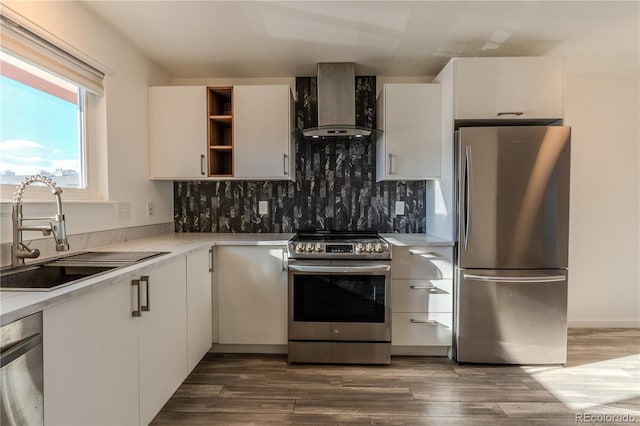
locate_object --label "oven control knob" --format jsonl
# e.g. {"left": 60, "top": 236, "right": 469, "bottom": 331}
{"left": 314, "top": 243, "right": 323, "bottom": 252}
{"left": 306, "top": 242, "right": 314, "bottom": 252}
{"left": 374, "top": 243, "right": 383, "bottom": 253}
{"left": 365, "top": 243, "right": 373, "bottom": 252}
{"left": 295, "top": 243, "right": 304, "bottom": 253}
{"left": 355, "top": 243, "right": 364, "bottom": 253}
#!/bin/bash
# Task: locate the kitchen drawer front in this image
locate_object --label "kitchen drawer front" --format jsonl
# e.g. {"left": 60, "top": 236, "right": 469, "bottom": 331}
{"left": 391, "top": 246, "right": 453, "bottom": 279}
{"left": 391, "top": 279, "right": 452, "bottom": 313}
{"left": 392, "top": 313, "right": 452, "bottom": 347}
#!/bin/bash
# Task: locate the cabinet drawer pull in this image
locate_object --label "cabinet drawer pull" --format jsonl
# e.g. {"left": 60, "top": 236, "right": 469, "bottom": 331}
{"left": 141, "top": 275, "right": 150, "bottom": 312}
{"left": 208, "top": 248, "right": 213, "bottom": 273}
{"left": 408, "top": 249, "right": 439, "bottom": 258}
{"left": 410, "top": 319, "right": 448, "bottom": 328}
{"left": 200, "top": 154, "right": 206, "bottom": 176}
{"left": 132, "top": 279, "right": 141, "bottom": 317}
{"left": 496, "top": 111, "right": 524, "bottom": 117}
{"left": 410, "top": 284, "right": 438, "bottom": 292}
{"left": 388, "top": 153, "right": 393, "bottom": 174}
{"left": 283, "top": 154, "right": 288, "bottom": 175}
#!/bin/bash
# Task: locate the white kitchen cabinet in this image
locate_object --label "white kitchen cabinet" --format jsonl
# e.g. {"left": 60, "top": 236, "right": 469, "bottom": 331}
{"left": 217, "top": 245, "right": 288, "bottom": 345}
{"left": 449, "top": 56, "right": 564, "bottom": 120}
{"left": 44, "top": 277, "right": 140, "bottom": 426}
{"left": 376, "top": 83, "right": 442, "bottom": 181}
{"left": 44, "top": 256, "right": 189, "bottom": 426}
{"left": 186, "top": 247, "right": 213, "bottom": 371}
{"left": 149, "top": 86, "right": 208, "bottom": 179}
{"left": 233, "top": 85, "right": 295, "bottom": 181}
{"left": 390, "top": 245, "right": 453, "bottom": 350}
{"left": 138, "top": 258, "right": 188, "bottom": 426}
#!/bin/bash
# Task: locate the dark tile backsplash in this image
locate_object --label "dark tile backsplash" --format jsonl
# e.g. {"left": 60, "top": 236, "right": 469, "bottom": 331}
{"left": 174, "top": 76, "right": 426, "bottom": 233}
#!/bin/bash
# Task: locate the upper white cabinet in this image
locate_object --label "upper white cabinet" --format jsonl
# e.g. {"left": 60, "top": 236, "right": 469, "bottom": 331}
{"left": 449, "top": 56, "right": 564, "bottom": 120}
{"left": 233, "top": 85, "right": 295, "bottom": 181}
{"left": 216, "top": 245, "right": 288, "bottom": 345}
{"left": 376, "top": 83, "right": 442, "bottom": 181}
{"left": 149, "top": 85, "right": 294, "bottom": 180}
{"left": 149, "top": 86, "right": 207, "bottom": 179}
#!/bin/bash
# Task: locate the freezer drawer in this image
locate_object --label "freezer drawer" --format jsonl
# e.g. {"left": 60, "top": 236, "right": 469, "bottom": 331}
{"left": 455, "top": 269, "right": 567, "bottom": 364}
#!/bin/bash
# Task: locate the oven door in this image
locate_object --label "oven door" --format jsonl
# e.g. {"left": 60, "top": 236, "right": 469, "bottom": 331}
{"left": 288, "top": 260, "right": 391, "bottom": 342}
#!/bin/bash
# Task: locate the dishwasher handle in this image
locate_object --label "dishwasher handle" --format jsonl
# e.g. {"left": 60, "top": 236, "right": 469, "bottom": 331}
{"left": 0, "top": 333, "right": 42, "bottom": 368}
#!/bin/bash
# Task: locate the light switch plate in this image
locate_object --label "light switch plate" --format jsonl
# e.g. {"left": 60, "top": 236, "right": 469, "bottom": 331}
{"left": 146, "top": 200, "right": 154, "bottom": 217}
{"left": 395, "top": 201, "right": 405, "bottom": 216}
{"left": 259, "top": 201, "right": 269, "bottom": 215}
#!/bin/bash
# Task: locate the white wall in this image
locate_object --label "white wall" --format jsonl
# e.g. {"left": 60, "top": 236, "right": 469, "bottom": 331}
{"left": 563, "top": 55, "right": 640, "bottom": 326}
{"left": 0, "top": 1, "right": 173, "bottom": 245}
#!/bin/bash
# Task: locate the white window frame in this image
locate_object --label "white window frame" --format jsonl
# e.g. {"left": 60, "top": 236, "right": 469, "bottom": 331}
{"left": 0, "top": 7, "right": 108, "bottom": 203}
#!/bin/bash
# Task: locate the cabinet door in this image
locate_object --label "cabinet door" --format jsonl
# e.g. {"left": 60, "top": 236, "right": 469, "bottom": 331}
{"left": 455, "top": 57, "right": 563, "bottom": 119}
{"left": 390, "top": 246, "right": 453, "bottom": 279}
{"left": 376, "top": 84, "right": 441, "bottom": 181}
{"left": 392, "top": 312, "right": 452, "bottom": 346}
{"left": 217, "top": 246, "right": 288, "bottom": 345}
{"left": 149, "top": 86, "right": 207, "bottom": 179}
{"left": 233, "top": 85, "right": 294, "bottom": 180}
{"left": 186, "top": 247, "right": 213, "bottom": 372}
{"left": 138, "top": 258, "right": 188, "bottom": 425}
{"left": 44, "top": 278, "right": 139, "bottom": 426}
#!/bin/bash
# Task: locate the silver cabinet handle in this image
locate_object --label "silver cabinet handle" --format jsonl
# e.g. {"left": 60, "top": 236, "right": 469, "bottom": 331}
{"left": 141, "top": 275, "right": 150, "bottom": 312}
{"left": 497, "top": 111, "right": 524, "bottom": 117}
{"left": 410, "top": 319, "right": 449, "bottom": 328}
{"left": 410, "top": 284, "right": 438, "bottom": 292}
{"left": 463, "top": 273, "right": 566, "bottom": 283}
{"left": 200, "top": 154, "right": 206, "bottom": 176}
{"left": 388, "top": 153, "right": 393, "bottom": 174}
{"left": 283, "top": 153, "right": 288, "bottom": 176}
{"left": 0, "top": 333, "right": 41, "bottom": 368}
{"left": 281, "top": 248, "right": 286, "bottom": 271}
{"left": 132, "top": 279, "right": 141, "bottom": 317}
{"left": 208, "top": 248, "right": 213, "bottom": 273}
{"left": 408, "top": 249, "right": 440, "bottom": 257}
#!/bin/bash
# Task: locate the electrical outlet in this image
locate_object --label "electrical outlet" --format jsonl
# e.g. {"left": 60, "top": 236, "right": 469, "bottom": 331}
{"left": 146, "top": 200, "right": 154, "bottom": 217}
{"left": 395, "top": 201, "right": 405, "bottom": 216}
{"left": 259, "top": 201, "right": 269, "bottom": 215}
{"left": 118, "top": 201, "right": 130, "bottom": 219}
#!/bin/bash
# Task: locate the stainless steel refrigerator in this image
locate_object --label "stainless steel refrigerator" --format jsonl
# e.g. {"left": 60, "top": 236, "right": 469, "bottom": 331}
{"left": 454, "top": 126, "right": 571, "bottom": 364}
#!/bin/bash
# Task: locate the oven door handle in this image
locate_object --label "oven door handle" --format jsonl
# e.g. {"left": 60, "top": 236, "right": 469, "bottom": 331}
{"left": 288, "top": 264, "right": 391, "bottom": 273}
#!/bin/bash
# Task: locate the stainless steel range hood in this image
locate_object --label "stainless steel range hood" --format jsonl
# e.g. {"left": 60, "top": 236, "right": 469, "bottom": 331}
{"left": 294, "top": 63, "right": 381, "bottom": 142}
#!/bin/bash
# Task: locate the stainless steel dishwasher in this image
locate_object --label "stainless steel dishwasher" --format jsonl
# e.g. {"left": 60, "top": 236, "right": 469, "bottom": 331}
{"left": 1, "top": 312, "right": 43, "bottom": 425}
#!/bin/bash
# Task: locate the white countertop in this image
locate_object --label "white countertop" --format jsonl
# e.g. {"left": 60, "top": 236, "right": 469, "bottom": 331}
{"left": 0, "top": 232, "right": 452, "bottom": 326}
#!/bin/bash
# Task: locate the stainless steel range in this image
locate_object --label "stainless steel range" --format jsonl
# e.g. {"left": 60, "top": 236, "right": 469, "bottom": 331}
{"left": 287, "top": 231, "right": 391, "bottom": 364}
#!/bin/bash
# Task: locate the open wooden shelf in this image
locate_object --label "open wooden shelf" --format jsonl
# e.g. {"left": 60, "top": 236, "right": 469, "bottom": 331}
{"left": 207, "top": 87, "right": 233, "bottom": 176}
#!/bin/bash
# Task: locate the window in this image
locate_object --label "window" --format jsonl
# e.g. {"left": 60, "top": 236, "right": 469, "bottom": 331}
{"left": 0, "top": 11, "right": 104, "bottom": 199}
{"left": 0, "top": 51, "right": 86, "bottom": 188}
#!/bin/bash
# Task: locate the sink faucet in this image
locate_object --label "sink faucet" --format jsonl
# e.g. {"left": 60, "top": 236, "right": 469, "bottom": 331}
{"left": 11, "top": 175, "right": 70, "bottom": 267}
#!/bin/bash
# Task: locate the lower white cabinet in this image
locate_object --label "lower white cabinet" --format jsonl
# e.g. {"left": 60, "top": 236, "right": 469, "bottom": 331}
{"left": 138, "top": 259, "right": 188, "bottom": 426}
{"left": 43, "top": 254, "right": 203, "bottom": 426}
{"left": 186, "top": 247, "right": 213, "bottom": 371}
{"left": 44, "top": 276, "right": 140, "bottom": 426}
{"left": 390, "top": 246, "right": 454, "bottom": 350}
{"left": 216, "top": 245, "right": 287, "bottom": 345}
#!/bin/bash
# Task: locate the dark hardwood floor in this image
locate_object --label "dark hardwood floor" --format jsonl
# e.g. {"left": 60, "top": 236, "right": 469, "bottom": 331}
{"left": 152, "top": 329, "right": 640, "bottom": 425}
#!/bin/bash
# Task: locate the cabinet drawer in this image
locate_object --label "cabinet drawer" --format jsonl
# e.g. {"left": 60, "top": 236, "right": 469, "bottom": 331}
{"left": 391, "top": 279, "right": 452, "bottom": 313}
{"left": 391, "top": 246, "right": 453, "bottom": 279}
{"left": 392, "top": 313, "right": 452, "bottom": 347}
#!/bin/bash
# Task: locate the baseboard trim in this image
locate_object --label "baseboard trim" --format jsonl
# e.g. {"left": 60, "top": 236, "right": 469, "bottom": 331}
{"left": 568, "top": 320, "right": 640, "bottom": 328}
{"left": 211, "top": 344, "right": 287, "bottom": 354}
{"left": 391, "top": 346, "right": 450, "bottom": 356}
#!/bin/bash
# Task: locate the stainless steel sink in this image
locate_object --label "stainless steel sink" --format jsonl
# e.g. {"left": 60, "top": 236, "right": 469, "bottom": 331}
{"left": 0, "top": 251, "right": 168, "bottom": 291}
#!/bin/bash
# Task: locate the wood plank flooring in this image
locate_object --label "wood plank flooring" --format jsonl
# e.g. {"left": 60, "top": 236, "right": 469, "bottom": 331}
{"left": 152, "top": 329, "right": 640, "bottom": 425}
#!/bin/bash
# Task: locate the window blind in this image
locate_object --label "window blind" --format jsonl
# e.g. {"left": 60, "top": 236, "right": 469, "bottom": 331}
{"left": 0, "top": 13, "right": 105, "bottom": 95}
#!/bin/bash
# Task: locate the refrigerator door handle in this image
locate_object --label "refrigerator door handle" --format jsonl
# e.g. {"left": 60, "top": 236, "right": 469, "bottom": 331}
{"left": 463, "top": 145, "right": 472, "bottom": 250}
{"left": 463, "top": 273, "right": 566, "bottom": 283}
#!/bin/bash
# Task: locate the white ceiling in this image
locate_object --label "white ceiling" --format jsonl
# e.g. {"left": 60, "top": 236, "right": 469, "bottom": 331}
{"left": 80, "top": 1, "right": 639, "bottom": 78}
